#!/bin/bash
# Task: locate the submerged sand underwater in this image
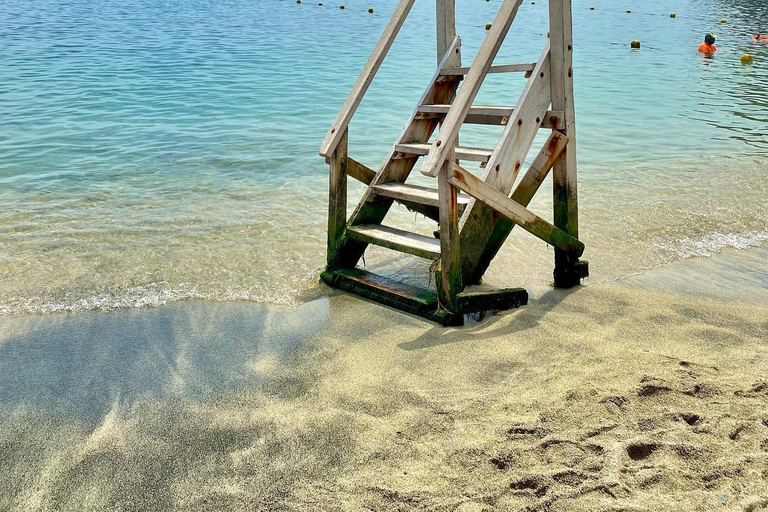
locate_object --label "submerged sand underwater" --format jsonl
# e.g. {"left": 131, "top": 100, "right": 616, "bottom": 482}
{"left": 1, "top": 247, "right": 767, "bottom": 512}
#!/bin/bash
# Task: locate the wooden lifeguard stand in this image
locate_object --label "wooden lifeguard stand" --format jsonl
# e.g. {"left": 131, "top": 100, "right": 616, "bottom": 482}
{"left": 319, "top": 0, "right": 588, "bottom": 326}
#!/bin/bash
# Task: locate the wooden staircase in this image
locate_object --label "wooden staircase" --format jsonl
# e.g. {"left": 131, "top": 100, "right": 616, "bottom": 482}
{"left": 319, "top": 0, "right": 588, "bottom": 326}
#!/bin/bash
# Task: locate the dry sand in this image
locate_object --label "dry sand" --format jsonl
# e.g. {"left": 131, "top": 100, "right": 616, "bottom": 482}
{"left": 1, "top": 247, "right": 767, "bottom": 511}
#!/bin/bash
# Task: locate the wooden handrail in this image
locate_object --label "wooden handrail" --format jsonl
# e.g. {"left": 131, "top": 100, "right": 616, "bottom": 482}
{"left": 420, "top": 0, "right": 525, "bottom": 177}
{"left": 318, "top": 0, "right": 417, "bottom": 158}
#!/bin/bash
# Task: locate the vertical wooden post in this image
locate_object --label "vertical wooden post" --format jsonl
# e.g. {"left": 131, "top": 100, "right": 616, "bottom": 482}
{"left": 436, "top": 0, "right": 457, "bottom": 65}
{"left": 436, "top": 0, "right": 462, "bottom": 309}
{"left": 327, "top": 129, "right": 348, "bottom": 271}
{"left": 436, "top": 0, "right": 461, "bottom": 159}
{"left": 438, "top": 156, "right": 461, "bottom": 311}
{"left": 549, "top": 0, "right": 587, "bottom": 287}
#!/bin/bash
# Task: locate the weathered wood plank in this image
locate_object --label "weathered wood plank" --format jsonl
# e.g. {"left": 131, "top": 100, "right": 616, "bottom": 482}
{"left": 347, "top": 157, "right": 376, "bottom": 185}
{"left": 336, "top": 36, "right": 462, "bottom": 269}
{"left": 420, "top": 0, "right": 525, "bottom": 177}
{"left": 456, "top": 287, "right": 528, "bottom": 313}
{"left": 327, "top": 130, "right": 348, "bottom": 271}
{"left": 481, "top": 44, "right": 551, "bottom": 192}
{"left": 416, "top": 105, "right": 564, "bottom": 128}
{"left": 512, "top": 132, "right": 569, "bottom": 205}
{"left": 449, "top": 164, "right": 584, "bottom": 256}
{"left": 319, "top": 0, "right": 417, "bottom": 158}
{"left": 438, "top": 151, "right": 462, "bottom": 310}
{"left": 439, "top": 63, "right": 536, "bottom": 76}
{"left": 436, "top": 0, "right": 457, "bottom": 65}
{"left": 550, "top": 0, "right": 582, "bottom": 287}
{"left": 347, "top": 224, "right": 441, "bottom": 260}
{"left": 373, "top": 182, "right": 470, "bottom": 209}
{"left": 348, "top": 160, "right": 440, "bottom": 221}
{"left": 394, "top": 142, "right": 494, "bottom": 162}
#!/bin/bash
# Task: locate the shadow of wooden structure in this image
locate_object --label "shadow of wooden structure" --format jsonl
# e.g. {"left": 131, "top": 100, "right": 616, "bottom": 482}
{"left": 319, "top": 0, "right": 588, "bottom": 326}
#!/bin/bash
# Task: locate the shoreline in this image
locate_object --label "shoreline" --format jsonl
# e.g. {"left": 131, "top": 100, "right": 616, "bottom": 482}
{"left": 1, "top": 244, "right": 766, "bottom": 511}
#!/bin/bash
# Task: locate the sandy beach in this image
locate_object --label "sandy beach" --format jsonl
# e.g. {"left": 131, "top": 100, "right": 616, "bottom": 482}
{"left": 1, "top": 246, "right": 766, "bottom": 511}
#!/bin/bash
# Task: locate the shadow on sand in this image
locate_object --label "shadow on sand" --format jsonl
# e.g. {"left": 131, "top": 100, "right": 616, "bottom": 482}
{"left": 397, "top": 285, "right": 585, "bottom": 351}
{"left": 0, "top": 299, "right": 328, "bottom": 425}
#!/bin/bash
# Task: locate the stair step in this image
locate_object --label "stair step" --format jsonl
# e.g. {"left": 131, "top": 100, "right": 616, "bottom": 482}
{"left": 417, "top": 104, "right": 514, "bottom": 125}
{"left": 439, "top": 63, "right": 536, "bottom": 76}
{"left": 416, "top": 105, "right": 564, "bottom": 128}
{"left": 347, "top": 224, "right": 441, "bottom": 260}
{"left": 394, "top": 142, "right": 493, "bottom": 163}
{"left": 373, "top": 183, "right": 471, "bottom": 210}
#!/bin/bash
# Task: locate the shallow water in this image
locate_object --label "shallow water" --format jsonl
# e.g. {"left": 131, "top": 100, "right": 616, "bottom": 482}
{"left": 1, "top": 0, "right": 767, "bottom": 313}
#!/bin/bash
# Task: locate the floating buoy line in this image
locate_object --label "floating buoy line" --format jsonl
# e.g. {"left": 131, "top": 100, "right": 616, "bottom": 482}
{"left": 272, "top": 1, "right": 757, "bottom": 65}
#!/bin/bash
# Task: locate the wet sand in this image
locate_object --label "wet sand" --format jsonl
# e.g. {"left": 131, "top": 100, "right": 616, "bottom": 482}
{"left": 1, "top": 248, "right": 767, "bottom": 511}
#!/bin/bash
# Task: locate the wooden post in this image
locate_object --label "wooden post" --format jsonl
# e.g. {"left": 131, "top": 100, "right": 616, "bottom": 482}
{"left": 436, "top": 0, "right": 457, "bottom": 65}
{"left": 438, "top": 152, "right": 461, "bottom": 311}
{"left": 549, "top": 0, "right": 587, "bottom": 287}
{"left": 327, "top": 129, "right": 348, "bottom": 271}
{"left": 436, "top": 0, "right": 461, "bottom": 310}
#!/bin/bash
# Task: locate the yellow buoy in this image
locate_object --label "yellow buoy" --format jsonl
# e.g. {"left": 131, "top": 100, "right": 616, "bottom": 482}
{"left": 339, "top": 4, "right": 344, "bottom": 8}
{"left": 670, "top": 13, "right": 676, "bottom": 18}
{"left": 630, "top": 40, "right": 640, "bottom": 49}
{"left": 485, "top": 23, "right": 492, "bottom": 30}
{"left": 547, "top": 31, "right": 550, "bottom": 38}
{"left": 626, "top": 9, "right": 631, "bottom": 13}
{"left": 590, "top": 6, "right": 595, "bottom": 10}
{"left": 720, "top": 18, "right": 726, "bottom": 23}
{"left": 368, "top": 7, "right": 373, "bottom": 12}
{"left": 741, "top": 53, "right": 754, "bottom": 65}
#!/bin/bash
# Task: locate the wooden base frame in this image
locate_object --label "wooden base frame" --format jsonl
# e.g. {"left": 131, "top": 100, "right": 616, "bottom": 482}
{"left": 321, "top": 269, "right": 527, "bottom": 327}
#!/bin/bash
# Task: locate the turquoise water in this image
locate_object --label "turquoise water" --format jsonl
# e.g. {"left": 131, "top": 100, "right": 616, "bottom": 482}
{"left": 1, "top": 0, "right": 767, "bottom": 314}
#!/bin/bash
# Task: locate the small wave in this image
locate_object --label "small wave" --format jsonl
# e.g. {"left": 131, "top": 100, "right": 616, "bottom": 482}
{"left": 0, "top": 272, "right": 326, "bottom": 316}
{"left": 654, "top": 230, "right": 768, "bottom": 260}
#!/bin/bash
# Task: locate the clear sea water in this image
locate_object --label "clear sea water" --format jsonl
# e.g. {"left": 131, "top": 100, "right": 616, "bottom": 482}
{"left": 1, "top": 0, "right": 767, "bottom": 314}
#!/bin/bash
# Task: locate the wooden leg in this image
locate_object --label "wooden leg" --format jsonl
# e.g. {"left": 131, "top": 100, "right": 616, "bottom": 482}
{"left": 438, "top": 159, "right": 462, "bottom": 310}
{"left": 327, "top": 129, "right": 348, "bottom": 271}
{"left": 549, "top": 0, "right": 587, "bottom": 287}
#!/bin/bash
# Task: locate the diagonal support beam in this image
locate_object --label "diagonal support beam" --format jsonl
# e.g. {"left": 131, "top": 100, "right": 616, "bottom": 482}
{"left": 449, "top": 164, "right": 583, "bottom": 256}
{"left": 421, "top": 0, "right": 525, "bottom": 177}
{"left": 481, "top": 43, "right": 551, "bottom": 192}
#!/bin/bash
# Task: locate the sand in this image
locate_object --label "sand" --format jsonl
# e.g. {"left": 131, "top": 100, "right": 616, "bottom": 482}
{"left": 1, "top": 248, "right": 767, "bottom": 512}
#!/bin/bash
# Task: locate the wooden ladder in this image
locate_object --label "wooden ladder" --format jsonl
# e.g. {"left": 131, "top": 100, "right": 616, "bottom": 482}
{"left": 319, "top": 0, "right": 588, "bottom": 326}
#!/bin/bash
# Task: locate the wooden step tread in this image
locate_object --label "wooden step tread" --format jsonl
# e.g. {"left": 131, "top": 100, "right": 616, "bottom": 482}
{"left": 394, "top": 142, "right": 493, "bottom": 163}
{"left": 439, "top": 63, "right": 536, "bottom": 76}
{"left": 416, "top": 105, "right": 565, "bottom": 128}
{"left": 373, "top": 182, "right": 471, "bottom": 208}
{"left": 347, "top": 224, "right": 441, "bottom": 260}
{"left": 418, "top": 104, "right": 515, "bottom": 116}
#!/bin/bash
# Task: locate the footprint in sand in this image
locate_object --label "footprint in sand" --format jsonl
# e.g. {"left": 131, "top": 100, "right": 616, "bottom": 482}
{"left": 625, "top": 441, "right": 660, "bottom": 461}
